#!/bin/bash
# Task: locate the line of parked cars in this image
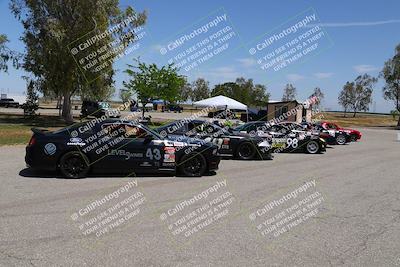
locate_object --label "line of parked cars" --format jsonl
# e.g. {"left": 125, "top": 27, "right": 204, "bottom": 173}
{"left": 24, "top": 112, "right": 361, "bottom": 178}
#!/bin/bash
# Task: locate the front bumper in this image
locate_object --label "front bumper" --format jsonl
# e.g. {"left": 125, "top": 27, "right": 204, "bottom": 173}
{"left": 207, "top": 154, "right": 221, "bottom": 171}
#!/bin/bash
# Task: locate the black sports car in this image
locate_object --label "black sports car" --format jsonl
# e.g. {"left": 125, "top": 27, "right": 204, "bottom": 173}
{"left": 25, "top": 119, "right": 220, "bottom": 178}
{"left": 156, "top": 119, "right": 273, "bottom": 160}
{"left": 233, "top": 122, "right": 327, "bottom": 154}
{"left": 303, "top": 122, "right": 352, "bottom": 145}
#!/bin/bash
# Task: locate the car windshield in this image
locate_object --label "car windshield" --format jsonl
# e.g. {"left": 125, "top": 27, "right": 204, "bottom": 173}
{"left": 141, "top": 124, "right": 163, "bottom": 139}
{"left": 233, "top": 124, "right": 247, "bottom": 131}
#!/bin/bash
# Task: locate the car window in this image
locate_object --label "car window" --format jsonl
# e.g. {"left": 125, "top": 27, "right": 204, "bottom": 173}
{"left": 124, "top": 125, "right": 148, "bottom": 138}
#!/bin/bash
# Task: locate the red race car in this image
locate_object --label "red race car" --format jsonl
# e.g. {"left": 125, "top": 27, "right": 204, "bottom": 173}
{"left": 321, "top": 122, "right": 362, "bottom": 141}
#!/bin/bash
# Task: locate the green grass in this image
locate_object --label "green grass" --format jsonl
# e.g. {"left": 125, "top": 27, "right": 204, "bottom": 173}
{"left": 0, "top": 114, "right": 168, "bottom": 146}
{"left": 0, "top": 114, "right": 71, "bottom": 146}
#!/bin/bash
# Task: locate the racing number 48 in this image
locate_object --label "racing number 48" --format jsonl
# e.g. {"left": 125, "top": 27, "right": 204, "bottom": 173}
{"left": 146, "top": 148, "right": 161, "bottom": 160}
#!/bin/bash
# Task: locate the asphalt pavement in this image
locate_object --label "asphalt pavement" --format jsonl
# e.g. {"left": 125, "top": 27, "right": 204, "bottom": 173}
{"left": 0, "top": 127, "right": 399, "bottom": 266}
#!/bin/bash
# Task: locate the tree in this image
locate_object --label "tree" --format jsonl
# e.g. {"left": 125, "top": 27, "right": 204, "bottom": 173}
{"left": 157, "top": 65, "right": 186, "bottom": 105}
{"left": 339, "top": 75, "right": 377, "bottom": 117}
{"left": 10, "top": 0, "right": 146, "bottom": 122}
{"left": 0, "top": 34, "right": 20, "bottom": 73}
{"left": 338, "top": 82, "right": 353, "bottom": 117}
{"left": 178, "top": 82, "right": 192, "bottom": 103}
{"left": 310, "top": 87, "right": 324, "bottom": 110}
{"left": 381, "top": 44, "right": 400, "bottom": 127}
{"left": 351, "top": 74, "right": 377, "bottom": 117}
{"left": 211, "top": 78, "right": 269, "bottom": 107}
{"left": 191, "top": 78, "right": 210, "bottom": 102}
{"left": 21, "top": 80, "right": 39, "bottom": 116}
{"left": 119, "top": 88, "right": 133, "bottom": 103}
{"left": 251, "top": 84, "right": 270, "bottom": 107}
{"left": 282, "top": 84, "right": 297, "bottom": 101}
{"left": 211, "top": 82, "right": 238, "bottom": 99}
{"left": 123, "top": 62, "right": 185, "bottom": 118}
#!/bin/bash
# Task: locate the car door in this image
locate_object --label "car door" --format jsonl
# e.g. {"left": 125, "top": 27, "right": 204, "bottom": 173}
{"left": 121, "top": 124, "right": 165, "bottom": 172}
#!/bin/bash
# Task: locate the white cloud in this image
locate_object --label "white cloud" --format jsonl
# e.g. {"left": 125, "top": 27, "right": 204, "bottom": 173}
{"left": 353, "top": 65, "right": 380, "bottom": 73}
{"left": 195, "top": 67, "right": 243, "bottom": 83}
{"left": 151, "top": 44, "right": 164, "bottom": 52}
{"left": 286, "top": 73, "right": 305, "bottom": 82}
{"left": 313, "top": 72, "right": 334, "bottom": 79}
{"left": 236, "top": 58, "right": 256, "bottom": 67}
{"left": 306, "top": 19, "right": 400, "bottom": 28}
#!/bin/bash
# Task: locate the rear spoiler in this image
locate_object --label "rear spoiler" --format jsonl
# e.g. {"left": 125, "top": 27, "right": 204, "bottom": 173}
{"left": 31, "top": 128, "right": 50, "bottom": 135}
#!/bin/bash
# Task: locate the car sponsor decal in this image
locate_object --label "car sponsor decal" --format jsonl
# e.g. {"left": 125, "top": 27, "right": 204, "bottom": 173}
{"left": 140, "top": 162, "right": 152, "bottom": 167}
{"left": 108, "top": 149, "right": 143, "bottom": 160}
{"left": 44, "top": 143, "right": 57, "bottom": 155}
{"left": 67, "top": 137, "right": 86, "bottom": 146}
{"left": 164, "top": 147, "right": 176, "bottom": 162}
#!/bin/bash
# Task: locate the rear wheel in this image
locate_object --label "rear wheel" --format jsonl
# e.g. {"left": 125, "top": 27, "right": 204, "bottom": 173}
{"left": 306, "top": 141, "right": 320, "bottom": 154}
{"left": 178, "top": 153, "right": 207, "bottom": 177}
{"left": 236, "top": 142, "right": 256, "bottom": 160}
{"left": 59, "top": 151, "right": 90, "bottom": 178}
{"left": 336, "top": 134, "right": 346, "bottom": 145}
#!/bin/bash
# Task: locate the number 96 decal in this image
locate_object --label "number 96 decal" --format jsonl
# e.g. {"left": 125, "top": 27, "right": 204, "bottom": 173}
{"left": 286, "top": 138, "right": 298, "bottom": 148}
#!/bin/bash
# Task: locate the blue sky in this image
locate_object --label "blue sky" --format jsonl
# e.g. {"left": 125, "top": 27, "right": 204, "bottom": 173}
{"left": 1, "top": 0, "right": 399, "bottom": 112}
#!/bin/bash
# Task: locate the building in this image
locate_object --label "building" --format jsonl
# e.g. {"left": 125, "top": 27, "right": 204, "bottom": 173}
{"left": 265, "top": 100, "right": 313, "bottom": 123}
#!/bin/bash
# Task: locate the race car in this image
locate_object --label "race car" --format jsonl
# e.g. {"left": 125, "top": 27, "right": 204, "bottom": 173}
{"left": 320, "top": 121, "right": 362, "bottom": 141}
{"left": 305, "top": 122, "right": 352, "bottom": 145}
{"left": 233, "top": 122, "right": 326, "bottom": 154}
{"left": 25, "top": 119, "right": 221, "bottom": 178}
{"left": 156, "top": 119, "right": 273, "bottom": 160}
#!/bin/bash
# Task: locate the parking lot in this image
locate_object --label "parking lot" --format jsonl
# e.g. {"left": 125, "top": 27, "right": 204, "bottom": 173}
{"left": 0, "top": 127, "right": 399, "bottom": 266}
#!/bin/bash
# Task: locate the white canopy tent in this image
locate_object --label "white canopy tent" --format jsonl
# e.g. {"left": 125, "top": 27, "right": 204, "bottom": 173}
{"left": 193, "top": 95, "right": 247, "bottom": 110}
{"left": 193, "top": 95, "right": 248, "bottom": 121}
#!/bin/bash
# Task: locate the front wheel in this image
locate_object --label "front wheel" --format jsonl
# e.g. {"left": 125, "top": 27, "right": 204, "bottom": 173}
{"left": 306, "top": 141, "right": 320, "bottom": 154}
{"left": 236, "top": 142, "right": 256, "bottom": 160}
{"left": 336, "top": 134, "right": 347, "bottom": 145}
{"left": 59, "top": 151, "right": 90, "bottom": 178}
{"left": 178, "top": 153, "right": 207, "bottom": 177}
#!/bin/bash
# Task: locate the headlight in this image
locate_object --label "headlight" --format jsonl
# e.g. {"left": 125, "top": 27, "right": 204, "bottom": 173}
{"left": 319, "top": 138, "right": 326, "bottom": 143}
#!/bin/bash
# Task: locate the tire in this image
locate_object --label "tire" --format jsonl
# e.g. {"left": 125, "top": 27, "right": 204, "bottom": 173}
{"left": 306, "top": 140, "right": 320, "bottom": 154}
{"left": 336, "top": 134, "right": 347, "bottom": 145}
{"left": 236, "top": 142, "right": 256, "bottom": 160}
{"left": 178, "top": 153, "right": 207, "bottom": 177}
{"left": 59, "top": 151, "right": 90, "bottom": 178}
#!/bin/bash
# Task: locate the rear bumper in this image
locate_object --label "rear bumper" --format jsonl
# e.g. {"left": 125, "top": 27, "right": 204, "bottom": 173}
{"left": 25, "top": 146, "right": 57, "bottom": 171}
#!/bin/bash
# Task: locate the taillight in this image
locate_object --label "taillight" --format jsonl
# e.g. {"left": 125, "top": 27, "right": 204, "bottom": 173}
{"left": 28, "top": 136, "right": 36, "bottom": 146}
